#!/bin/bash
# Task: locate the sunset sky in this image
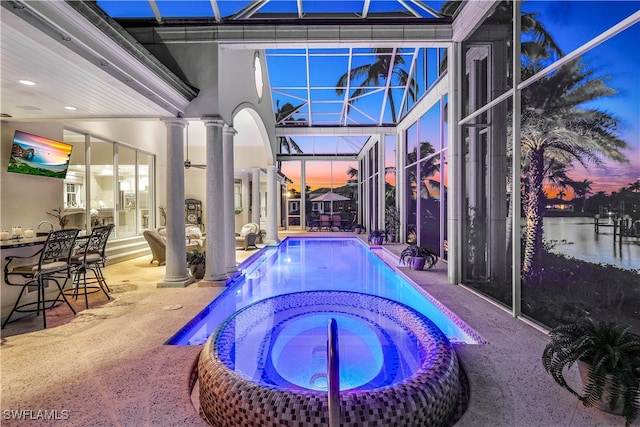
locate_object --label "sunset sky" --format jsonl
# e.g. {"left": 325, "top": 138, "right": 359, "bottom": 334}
{"left": 523, "top": 1, "right": 639, "bottom": 196}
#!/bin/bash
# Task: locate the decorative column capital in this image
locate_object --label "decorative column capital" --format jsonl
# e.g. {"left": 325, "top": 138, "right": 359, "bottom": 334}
{"left": 223, "top": 126, "right": 237, "bottom": 137}
{"left": 201, "top": 116, "right": 226, "bottom": 128}
{"left": 162, "top": 117, "right": 187, "bottom": 128}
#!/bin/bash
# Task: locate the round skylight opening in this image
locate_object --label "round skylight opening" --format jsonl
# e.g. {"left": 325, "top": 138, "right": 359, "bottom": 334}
{"left": 253, "top": 52, "right": 263, "bottom": 103}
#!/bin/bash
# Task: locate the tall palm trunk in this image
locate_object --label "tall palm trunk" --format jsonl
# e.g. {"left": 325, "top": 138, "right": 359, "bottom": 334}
{"left": 523, "top": 148, "right": 545, "bottom": 280}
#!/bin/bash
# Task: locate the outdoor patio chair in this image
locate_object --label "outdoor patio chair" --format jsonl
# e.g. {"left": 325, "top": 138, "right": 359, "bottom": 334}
{"left": 319, "top": 214, "right": 331, "bottom": 230}
{"left": 65, "top": 224, "right": 114, "bottom": 309}
{"left": 236, "top": 223, "right": 259, "bottom": 250}
{"left": 306, "top": 215, "right": 320, "bottom": 231}
{"left": 143, "top": 229, "right": 166, "bottom": 265}
{"left": 2, "top": 229, "right": 80, "bottom": 329}
{"left": 331, "top": 214, "right": 342, "bottom": 230}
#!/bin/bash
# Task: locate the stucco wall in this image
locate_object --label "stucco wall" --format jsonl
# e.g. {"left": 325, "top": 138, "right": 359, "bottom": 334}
{"left": 1, "top": 122, "right": 66, "bottom": 231}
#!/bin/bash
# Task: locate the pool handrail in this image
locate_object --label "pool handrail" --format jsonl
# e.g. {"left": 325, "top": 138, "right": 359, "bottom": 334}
{"left": 327, "top": 318, "right": 340, "bottom": 427}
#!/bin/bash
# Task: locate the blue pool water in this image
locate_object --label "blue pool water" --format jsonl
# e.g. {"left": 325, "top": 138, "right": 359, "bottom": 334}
{"left": 214, "top": 291, "right": 442, "bottom": 392}
{"left": 199, "top": 290, "right": 462, "bottom": 425}
{"left": 167, "top": 237, "right": 480, "bottom": 345}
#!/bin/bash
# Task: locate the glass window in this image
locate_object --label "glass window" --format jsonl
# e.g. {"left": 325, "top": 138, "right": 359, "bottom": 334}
{"left": 385, "top": 135, "right": 397, "bottom": 209}
{"left": 117, "top": 146, "right": 136, "bottom": 238}
{"left": 281, "top": 161, "right": 302, "bottom": 227}
{"left": 461, "top": 97, "right": 513, "bottom": 309}
{"left": 138, "top": 152, "right": 153, "bottom": 230}
{"left": 420, "top": 154, "right": 441, "bottom": 253}
{"left": 90, "top": 138, "right": 115, "bottom": 230}
{"left": 64, "top": 130, "right": 87, "bottom": 229}
{"left": 406, "top": 123, "right": 417, "bottom": 164}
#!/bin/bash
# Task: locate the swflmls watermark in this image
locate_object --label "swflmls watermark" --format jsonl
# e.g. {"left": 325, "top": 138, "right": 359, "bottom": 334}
{"left": 2, "top": 409, "right": 69, "bottom": 421}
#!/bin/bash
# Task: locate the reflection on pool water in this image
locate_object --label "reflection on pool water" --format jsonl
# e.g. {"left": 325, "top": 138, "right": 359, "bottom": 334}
{"left": 168, "top": 237, "right": 481, "bottom": 345}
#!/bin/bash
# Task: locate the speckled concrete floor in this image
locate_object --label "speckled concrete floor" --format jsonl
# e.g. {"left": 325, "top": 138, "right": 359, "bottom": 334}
{"left": 0, "top": 233, "right": 629, "bottom": 426}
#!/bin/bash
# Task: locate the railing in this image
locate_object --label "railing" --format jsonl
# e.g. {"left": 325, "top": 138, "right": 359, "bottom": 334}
{"left": 327, "top": 318, "right": 340, "bottom": 427}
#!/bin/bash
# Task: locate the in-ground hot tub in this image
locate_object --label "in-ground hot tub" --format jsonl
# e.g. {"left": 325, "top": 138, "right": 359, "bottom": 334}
{"left": 198, "top": 291, "right": 460, "bottom": 427}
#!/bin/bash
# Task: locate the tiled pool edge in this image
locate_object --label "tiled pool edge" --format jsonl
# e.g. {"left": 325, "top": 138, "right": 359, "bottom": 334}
{"left": 371, "top": 246, "right": 487, "bottom": 345}
{"left": 198, "top": 291, "right": 461, "bottom": 427}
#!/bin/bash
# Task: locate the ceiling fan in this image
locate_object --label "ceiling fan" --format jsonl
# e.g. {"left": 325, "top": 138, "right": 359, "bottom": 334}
{"left": 184, "top": 128, "right": 206, "bottom": 169}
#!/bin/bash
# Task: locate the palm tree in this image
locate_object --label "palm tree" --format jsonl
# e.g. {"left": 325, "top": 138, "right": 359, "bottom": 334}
{"left": 275, "top": 100, "right": 305, "bottom": 156}
{"left": 406, "top": 141, "right": 439, "bottom": 199}
{"left": 543, "top": 159, "right": 572, "bottom": 199}
{"left": 569, "top": 178, "right": 593, "bottom": 212}
{"left": 521, "top": 58, "right": 629, "bottom": 280}
{"left": 626, "top": 180, "right": 640, "bottom": 193}
{"left": 440, "top": 1, "right": 563, "bottom": 61}
{"left": 556, "top": 190, "right": 566, "bottom": 201}
{"left": 335, "top": 48, "right": 417, "bottom": 123}
{"left": 346, "top": 166, "right": 358, "bottom": 180}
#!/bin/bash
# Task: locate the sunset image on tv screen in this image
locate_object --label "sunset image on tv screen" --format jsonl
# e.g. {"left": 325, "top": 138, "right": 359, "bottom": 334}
{"left": 7, "top": 131, "right": 73, "bottom": 179}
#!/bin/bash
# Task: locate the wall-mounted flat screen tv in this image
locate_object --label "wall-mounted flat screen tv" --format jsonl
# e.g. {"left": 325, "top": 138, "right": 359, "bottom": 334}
{"left": 7, "top": 131, "right": 73, "bottom": 179}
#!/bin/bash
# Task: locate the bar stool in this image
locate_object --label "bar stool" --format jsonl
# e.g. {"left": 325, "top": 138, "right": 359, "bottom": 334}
{"left": 65, "top": 224, "right": 113, "bottom": 309}
{"left": 2, "top": 229, "right": 80, "bottom": 329}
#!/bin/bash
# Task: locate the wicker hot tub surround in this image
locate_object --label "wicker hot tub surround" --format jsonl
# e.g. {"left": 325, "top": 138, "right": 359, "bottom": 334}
{"left": 198, "top": 291, "right": 460, "bottom": 427}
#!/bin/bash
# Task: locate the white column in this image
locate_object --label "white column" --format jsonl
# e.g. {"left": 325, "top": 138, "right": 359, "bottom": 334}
{"left": 202, "top": 117, "right": 228, "bottom": 285}
{"left": 251, "top": 168, "right": 261, "bottom": 224}
{"left": 378, "top": 134, "right": 386, "bottom": 231}
{"left": 512, "top": 1, "right": 522, "bottom": 317}
{"left": 158, "top": 118, "right": 193, "bottom": 288}
{"left": 448, "top": 42, "right": 463, "bottom": 284}
{"left": 265, "top": 165, "right": 279, "bottom": 244}
{"left": 223, "top": 126, "right": 238, "bottom": 274}
{"left": 300, "top": 161, "right": 306, "bottom": 230}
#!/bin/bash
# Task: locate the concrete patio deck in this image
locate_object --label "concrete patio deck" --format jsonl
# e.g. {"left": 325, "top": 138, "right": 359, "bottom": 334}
{"left": 0, "top": 232, "right": 628, "bottom": 426}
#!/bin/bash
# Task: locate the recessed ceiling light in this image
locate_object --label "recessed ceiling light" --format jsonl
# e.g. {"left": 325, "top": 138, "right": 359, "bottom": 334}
{"left": 19, "top": 80, "right": 36, "bottom": 86}
{"left": 64, "top": 106, "right": 77, "bottom": 111}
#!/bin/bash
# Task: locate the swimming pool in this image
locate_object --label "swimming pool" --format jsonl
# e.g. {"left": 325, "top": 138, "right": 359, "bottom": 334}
{"left": 167, "top": 236, "right": 481, "bottom": 345}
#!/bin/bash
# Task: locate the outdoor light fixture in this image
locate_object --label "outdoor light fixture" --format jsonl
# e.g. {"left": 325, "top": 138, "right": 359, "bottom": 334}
{"left": 253, "top": 51, "right": 263, "bottom": 103}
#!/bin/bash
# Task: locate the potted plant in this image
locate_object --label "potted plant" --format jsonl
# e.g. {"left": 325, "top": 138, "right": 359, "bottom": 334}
{"left": 186, "top": 249, "right": 206, "bottom": 280}
{"left": 542, "top": 317, "right": 640, "bottom": 426}
{"left": 368, "top": 229, "right": 386, "bottom": 245}
{"left": 353, "top": 224, "right": 364, "bottom": 234}
{"left": 400, "top": 244, "right": 438, "bottom": 270}
{"left": 47, "top": 207, "right": 69, "bottom": 229}
{"left": 385, "top": 206, "right": 400, "bottom": 243}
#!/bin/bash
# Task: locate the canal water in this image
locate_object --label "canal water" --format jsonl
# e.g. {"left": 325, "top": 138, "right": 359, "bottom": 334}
{"left": 543, "top": 216, "right": 640, "bottom": 271}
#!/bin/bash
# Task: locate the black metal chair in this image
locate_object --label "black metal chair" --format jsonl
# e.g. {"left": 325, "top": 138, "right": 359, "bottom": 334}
{"left": 65, "top": 224, "right": 113, "bottom": 309}
{"left": 2, "top": 229, "right": 80, "bottom": 329}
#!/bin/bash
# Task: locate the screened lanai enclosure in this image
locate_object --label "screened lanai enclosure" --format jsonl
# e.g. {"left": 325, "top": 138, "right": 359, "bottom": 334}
{"left": 87, "top": 1, "right": 640, "bottom": 333}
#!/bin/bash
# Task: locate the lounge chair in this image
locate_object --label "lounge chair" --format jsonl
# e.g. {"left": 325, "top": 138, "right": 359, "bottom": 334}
{"left": 236, "top": 223, "right": 260, "bottom": 250}
{"left": 144, "top": 226, "right": 203, "bottom": 266}
{"left": 143, "top": 229, "right": 166, "bottom": 265}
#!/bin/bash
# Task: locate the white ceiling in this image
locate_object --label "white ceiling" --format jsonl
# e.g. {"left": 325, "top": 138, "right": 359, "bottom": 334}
{"left": 0, "top": 7, "right": 269, "bottom": 150}
{"left": 0, "top": 8, "right": 173, "bottom": 121}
